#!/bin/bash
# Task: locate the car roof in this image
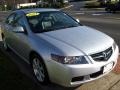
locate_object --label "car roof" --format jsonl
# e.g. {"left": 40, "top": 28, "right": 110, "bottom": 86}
{"left": 15, "top": 8, "right": 59, "bottom": 14}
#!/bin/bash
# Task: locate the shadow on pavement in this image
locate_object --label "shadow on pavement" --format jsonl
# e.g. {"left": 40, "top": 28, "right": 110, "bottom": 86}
{"left": 0, "top": 41, "right": 80, "bottom": 90}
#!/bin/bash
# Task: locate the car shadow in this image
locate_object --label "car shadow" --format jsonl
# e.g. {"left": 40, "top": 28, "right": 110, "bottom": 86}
{"left": 0, "top": 42, "right": 80, "bottom": 90}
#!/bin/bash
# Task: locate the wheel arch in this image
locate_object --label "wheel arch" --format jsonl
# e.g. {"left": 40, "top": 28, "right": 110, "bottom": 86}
{"left": 29, "top": 50, "right": 50, "bottom": 82}
{"left": 29, "top": 50, "right": 44, "bottom": 64}
{"left": 29, "top": 50, "right": 49, "bottom": 71}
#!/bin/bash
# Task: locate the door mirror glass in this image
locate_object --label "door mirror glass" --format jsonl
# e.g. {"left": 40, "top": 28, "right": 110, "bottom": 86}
{"left": 13, "top": 26, "right": 24, "bottom": 33}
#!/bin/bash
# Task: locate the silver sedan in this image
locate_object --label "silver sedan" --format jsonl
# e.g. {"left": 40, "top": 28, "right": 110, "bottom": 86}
{"left": 1, "top": 8, "right": 119, "bottom": 87}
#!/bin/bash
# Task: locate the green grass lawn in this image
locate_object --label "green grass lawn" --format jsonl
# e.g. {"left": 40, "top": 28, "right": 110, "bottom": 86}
{"left": 0, "top": 50, "right": 39, "bottom": 90}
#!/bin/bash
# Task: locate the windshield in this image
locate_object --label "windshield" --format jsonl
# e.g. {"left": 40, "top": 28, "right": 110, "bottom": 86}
{"left": 26, "top": 11, "right": 81, "bottom": 33}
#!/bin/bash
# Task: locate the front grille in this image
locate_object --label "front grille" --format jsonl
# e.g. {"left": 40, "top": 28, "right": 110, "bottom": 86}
{"left": 91, "top": 47, "right": 113, "bottom": 61}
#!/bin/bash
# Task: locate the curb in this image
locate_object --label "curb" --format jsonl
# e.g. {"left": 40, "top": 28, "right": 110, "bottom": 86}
{"left": 113, "top": 56, "right": 120, "bottom": 74}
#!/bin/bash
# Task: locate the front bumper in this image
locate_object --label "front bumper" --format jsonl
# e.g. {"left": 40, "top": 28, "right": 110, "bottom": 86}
{"left": 47, "top": 46, "right": 119, "bottom": 87}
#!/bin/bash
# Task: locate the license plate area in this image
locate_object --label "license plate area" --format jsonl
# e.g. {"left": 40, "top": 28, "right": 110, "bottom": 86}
{"left": 103, "top": 62, "right": 113, "bottom": 73}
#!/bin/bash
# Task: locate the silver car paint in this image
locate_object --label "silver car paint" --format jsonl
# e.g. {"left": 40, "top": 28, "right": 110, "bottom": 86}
{"left": 37, "top": 26, "right": 114, "bottom": 55}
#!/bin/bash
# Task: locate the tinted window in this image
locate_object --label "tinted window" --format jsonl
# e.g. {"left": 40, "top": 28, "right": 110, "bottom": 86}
{"left": 6, "top": 14, "right": 15, "bottom": 25}
{"left": 26, "top": 11, "right": 80, "bottom": 33}
{"left": 14, "top": 13, "right": 24, "bottom": 27}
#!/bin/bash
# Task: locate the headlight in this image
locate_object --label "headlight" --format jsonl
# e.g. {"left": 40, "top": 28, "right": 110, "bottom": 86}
{"left": 113, "top": 42, "right": 117, "bottom": 51}
{"left": 51, "top": 54, "right": 88, "bottom": 64}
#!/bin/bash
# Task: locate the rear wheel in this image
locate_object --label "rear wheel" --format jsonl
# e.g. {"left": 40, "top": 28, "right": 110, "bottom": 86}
{"left": 31, "top": 54, "right": 49, "bottom": 85}
{"left": 2, "top": 36, "right": 10, "bottom": 51}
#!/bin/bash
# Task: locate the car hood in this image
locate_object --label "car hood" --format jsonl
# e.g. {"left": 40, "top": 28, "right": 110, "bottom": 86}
{"left": 36, "top": 26, "right": 113, "bottom": 55}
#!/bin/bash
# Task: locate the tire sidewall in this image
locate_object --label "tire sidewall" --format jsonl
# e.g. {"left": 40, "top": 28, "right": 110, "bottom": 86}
{"left": 31, "top": 54, "right": 49, "bottom": 85}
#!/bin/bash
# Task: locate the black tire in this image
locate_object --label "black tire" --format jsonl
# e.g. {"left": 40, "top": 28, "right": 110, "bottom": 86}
{"left": 2, "top": 36, "right": 10, "bottom": 51}
{"left": 30, "top": 54, "right": 49, "bottom": 85}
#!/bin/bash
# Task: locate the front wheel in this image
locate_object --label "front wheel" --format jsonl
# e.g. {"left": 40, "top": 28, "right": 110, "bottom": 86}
{"left": 31, "top": 54, "right": 49, "bottom": 85}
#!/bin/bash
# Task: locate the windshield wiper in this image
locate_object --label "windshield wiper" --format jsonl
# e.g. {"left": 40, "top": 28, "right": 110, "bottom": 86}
{"left": 53, "top": 25, "right": 78, "bottom": 30}
{"left": 35, "top": 28, "right": 55, "bottom": 33}
{"left": 64, "top": 25, "right": 78, "bottom": 28}
{"left": 35, "top": 25, "right": 79, "bottom": 33}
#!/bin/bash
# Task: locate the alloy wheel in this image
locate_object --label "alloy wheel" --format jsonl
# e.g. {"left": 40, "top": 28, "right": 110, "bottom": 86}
{"left": 32, "top": 58, "right": 45, "bottom": 82}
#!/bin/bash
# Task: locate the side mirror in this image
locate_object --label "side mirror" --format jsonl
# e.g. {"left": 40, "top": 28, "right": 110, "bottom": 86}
{"left": 13, "top": 26, "right": 25, "bottom": 33}
{"left": 76, "top": 19, "right": 80, "bottom": 23}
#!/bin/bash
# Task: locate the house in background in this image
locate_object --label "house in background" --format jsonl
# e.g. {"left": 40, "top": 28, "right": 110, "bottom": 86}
{"left": 0, "top": 0, "right": 69, "bottom": 10}
{"left": 3, "top": 0, "right": 30, "bottom": 9}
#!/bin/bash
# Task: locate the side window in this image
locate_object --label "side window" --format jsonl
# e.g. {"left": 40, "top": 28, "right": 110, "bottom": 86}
{"left": 13, "top": 13, "right": 27, "bottom": 33}
{"left": 6, "top": 14, "right": 15, "bottom": 25}
{"left": 14, "top": 14, "right": 25, "bottom": 27}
